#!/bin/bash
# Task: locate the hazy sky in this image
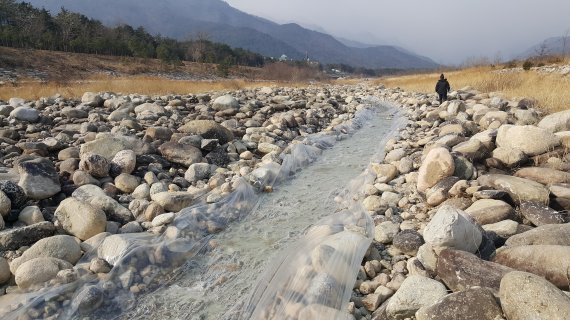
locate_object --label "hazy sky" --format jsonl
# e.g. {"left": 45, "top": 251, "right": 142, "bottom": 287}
{"left": 225, "top": 0, "right": 570, "bottom": 64}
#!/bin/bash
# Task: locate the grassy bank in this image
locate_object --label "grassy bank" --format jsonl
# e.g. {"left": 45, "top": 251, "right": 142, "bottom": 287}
{"left": 376, "top": 66, "right": 570, "bottom": 113}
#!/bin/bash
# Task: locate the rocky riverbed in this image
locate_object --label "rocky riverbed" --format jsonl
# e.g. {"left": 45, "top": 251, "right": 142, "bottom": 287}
{"left": 1, "top": 81, "right": 570, "bottom": 320}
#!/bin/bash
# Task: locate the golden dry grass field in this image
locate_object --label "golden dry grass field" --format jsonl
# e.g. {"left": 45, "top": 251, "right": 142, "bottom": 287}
{"left": 376, "top": 65, "right": 570, "bottom": 113}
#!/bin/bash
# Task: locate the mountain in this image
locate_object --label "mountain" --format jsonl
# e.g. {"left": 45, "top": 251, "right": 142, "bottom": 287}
{"left": 23, "top": 0, "right": 439, "bottom": 69}
{"left": 519, "top": 36, "right": 570, "bottom": 58}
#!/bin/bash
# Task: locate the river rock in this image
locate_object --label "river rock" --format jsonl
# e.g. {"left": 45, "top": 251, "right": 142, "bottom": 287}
{"left": 371, "top": 164, "right": 398, "bottom": 183}
{"left": 81, "top": 92, "right": 103, "bottom": 106}
{"left": 179, "top": 120, "right": 234, "bottom": 144}
{"left": 258, "top": 143, "right": 282, "bottom": 154}
{"left": 423, "top": 205, "right": 482, "bottom": 253}
{"left": 72, "top": 285, "right": 104, "bottom": 314}
{"left": 10, "top": 235, "right": 82, "bottom": 274}
{"left": 0, "top": 190, "right": 10, "bottom": 217}
{"left": 18, "top": 206, "right": 44, "bottom": 225}
{"left": 384, "top": 148, "right": 407, "bottom": 163}
{"left": 393, "top": 229, "right": 424, "bottom": 255}
{"left": 10, "top": 106, "right": 39, "bottom": 122}
{"left": 0, "top": 180, "right": 27, "bottom": 208}
{"left": 79, "top": 153, "right": 110, "bottom": 178}
{"left": 515, "top": 167, "right": 570, "bottom": 185}
{"left": 212, "top": 94, "right": 239, "bottom": 111}
{"left": 494, "top": 245, "right": 570, "bottom": 288}
{"left": 477, "top": 174, "right": 550, "bottom": 204}
{"left": 437, "top": 249, "right": 513, "bottom": 293}
{"left": 15, "top": 257, "right": 73, "bottom": 289}
{"left": 385, "top": 275, "right": 447, "bottom": 320}
{"left": 110, "top": 150, "right": 137, "bottom": 175}
{"left": 0, "top": 221, "right": 55, "bottom": 251}
{"left": 134, "top": 103, "right": 166, "bottom": 116}
{"left": 80, "top": 135, "right": 147, "bottom": 160}
{"left": 452, "top": 139, "right": 486, "bottom": 160}
{"left": 54, "top": 198, "right": 107, "bottom": 240}
{"left": 482, "top": 220, "right": 519, "bottom": 238}
{"left": 297, "top": 304, "right": 353, "bottom": 320}
{"left": 492, "top": 147, "right": 528, "bottom": 167}
{"left": 505, "top": 223, "right": 570, "bottom": 246}
{"left": 17, "top": 157, "right": 61, "bottom": 200}
{"left": 496, "top": 124, "right": 560, "bottom": 156}
{"left": 374, "top": 221, "right": 400, "bottom": 244}
{"left": 538, "top": 109, "right": 570, "bottom": 132}
{"left": 500, "top": 271, "right": 570, "bottom": 320}
{"left": 415, "top": 287, "right": 503, "bottom": 320}
{"left": 184, "top": 163, "right": 212, "bottom": 183}
{"left": 151, "top": 191, "right": 196, "bottom": 212}
{"left": 417, "top": 147, "right": 455, "bottom": 192}
{"left": 114, "top": 173, "right": 140, "bottom": 194}
{"left": 519, "top": 201, "right": 566, "bottom": 226}
{"left": 159, "top": 142, "right": 203, "bottom": 167}
{"left": 464, "top": 199, "right": 514, "bottom": 225}
{"left": 0, "top": 257, "right": 9, "bottom": 284}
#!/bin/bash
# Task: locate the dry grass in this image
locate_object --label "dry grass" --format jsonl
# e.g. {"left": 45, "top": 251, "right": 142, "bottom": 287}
{"left": 375, "top": 66, "right": 570, "bottom": 113}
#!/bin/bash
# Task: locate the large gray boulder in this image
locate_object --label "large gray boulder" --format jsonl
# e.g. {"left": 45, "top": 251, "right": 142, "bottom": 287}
{"left": 0, "top": 222, "right": 55, "bottom": 251}
{"left": 416, "top": 287, "right": 503, "bottom": 320}
{"left": 212, "top": 94, "right": 239, "bottom": 111}
{"left": 505, "top": 223, "right": 570, "bottom": 247}
{"left": 464, "top": 199, "right": 514, "bottom": 225}
{"left": 496, "top": 124, "right": 560, "bottom": 156}
{"left": 10, "top": 106, "right": 39, "bottom": 122}
{"left": 500, "top": 271, "right": 570, "bottom": 320}
{"left": 80, "top": 135, "right": 148, "bottom": 160}
{"left": 423, "top": 205, "right": 482, "bottom": 254}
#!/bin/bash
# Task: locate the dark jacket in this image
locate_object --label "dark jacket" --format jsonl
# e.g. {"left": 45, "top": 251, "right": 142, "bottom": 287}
{"left": 435, "top": 79, "right": 450, "bottom": 95}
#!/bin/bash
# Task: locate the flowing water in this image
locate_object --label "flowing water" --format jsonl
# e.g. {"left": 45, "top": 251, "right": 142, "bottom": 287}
{"left": 123, "top": 100, "right": 403, "bottom": 320}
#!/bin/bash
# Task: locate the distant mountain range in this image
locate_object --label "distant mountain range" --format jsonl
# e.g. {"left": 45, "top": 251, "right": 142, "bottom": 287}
{"left": 23, "top": 0, "right": 439, "bottom": 69}
{"left": 519, "top": 36, "right": 570, "bottom": 59}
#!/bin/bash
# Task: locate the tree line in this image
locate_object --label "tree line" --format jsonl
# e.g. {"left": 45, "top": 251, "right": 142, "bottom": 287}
{"left": 0, "top": 0, "right": 265, "bottom": 67}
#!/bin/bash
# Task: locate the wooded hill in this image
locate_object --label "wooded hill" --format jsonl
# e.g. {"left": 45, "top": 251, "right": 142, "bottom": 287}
{"left": 0, "top": 0, "right": 265, "bottom": 67}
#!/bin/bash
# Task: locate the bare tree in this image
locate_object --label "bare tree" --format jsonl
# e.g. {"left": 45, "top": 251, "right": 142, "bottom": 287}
{"left": 186, "top": 31, "right": 210, "bottom": 62}
{"left": 535, "top": 40, "right": 550, "bottom": 59}
{"left": 562, "top": 28, "right": 570, "bottom": 57}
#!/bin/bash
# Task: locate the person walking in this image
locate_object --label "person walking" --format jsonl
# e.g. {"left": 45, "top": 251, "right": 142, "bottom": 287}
{"left": 435, "top": 74, "right": 450, "bottom": 104}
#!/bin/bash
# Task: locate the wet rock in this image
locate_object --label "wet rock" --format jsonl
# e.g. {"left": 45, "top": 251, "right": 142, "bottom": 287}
{"left": 151, "top": 191, "right": 197, "bottom": 212}
{"left": 464, "top": 199, "right": 515, "bottom": 225}
{"left": 415, "top": 287, "right": 503, "bottom": 320}
{"left": 385, "top": 275, "right": 447, "bottom": 320}
{"left": 500, "top": 271, "right": 570, "bottom": 320}
{"left": 179, "top": 120, "right": 234, "bottom": 144}
{"left": 17, "top": 157, "right": 61, "bottom": 200}
{"left": 505, "top": 223, "right": 570, "bottom": 246}
{"left": 72, "top": 285, "right": 104, "bottom": 314}
{"left": 159, "top": 142, "right": 203, "bottom": 167}
{"left": 437, "top": 249, "right": 513, "bottom": 293}
{"left": 15, "top": 257, "right": 73, "bottom": 289}
{"left": 417, "top": 147, "right": 455, "bottom": 192}
{"left": 55, "top": 198, "right": 107, "bottom": 240}
{"left": 494, "top": 245, "right": 570, "bottom": 289}
{"left": 515, "top": 167, "right": 570, "bottom": 185}
{"left": 477, "top": 174, "right": 550, "bottom": 205}
{"left": 496, "top": 124, "right": 560, "bottom": 156}
{"left": 10, "top": 235, "right": 82, "bottom": 274}
{"left": 519, "top": 201, "right": 566, "bottom": 226}
{"left": 423, "top": 205, "right": 482, "bottom": 254}
{"left": 393, "top": 229, "right": 424, "bottom": 256}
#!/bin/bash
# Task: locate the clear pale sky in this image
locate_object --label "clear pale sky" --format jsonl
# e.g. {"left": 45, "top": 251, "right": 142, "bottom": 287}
{"left": 225, "top": 0, "right": 570, "bottom": 64}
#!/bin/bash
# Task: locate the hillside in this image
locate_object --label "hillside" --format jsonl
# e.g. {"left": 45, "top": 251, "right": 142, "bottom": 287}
{"left": 23, "top": 0, "right": 439, "bottom": 69}
{"left": 519, "top": 36, "right": 570, "bottom": 58}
